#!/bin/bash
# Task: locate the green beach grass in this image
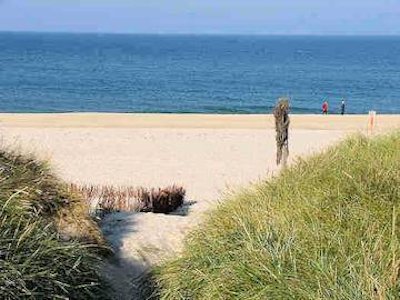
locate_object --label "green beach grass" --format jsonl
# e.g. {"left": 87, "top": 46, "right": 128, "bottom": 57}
{"left": 0, "top": 148, "right": 109, "bottom": 299}
{"left": 154, "top": 132, "right": 400, "bottom": 299}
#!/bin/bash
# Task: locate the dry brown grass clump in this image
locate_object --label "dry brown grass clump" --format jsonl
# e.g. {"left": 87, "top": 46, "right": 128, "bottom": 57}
{"left": 54, "top": 186, "right": 106, "bottom": 245}
{"left": 70, "top": 184, "right": 186, "bottom": 215}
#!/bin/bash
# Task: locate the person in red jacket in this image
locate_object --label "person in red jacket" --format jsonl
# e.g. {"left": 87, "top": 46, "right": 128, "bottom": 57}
{"left": 322, "top": 101, "right": 329, "bottom": 114}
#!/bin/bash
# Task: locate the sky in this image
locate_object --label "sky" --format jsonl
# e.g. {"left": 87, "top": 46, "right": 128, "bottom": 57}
{"left": 0, "top": 0, "right": 399, "bottom": 35}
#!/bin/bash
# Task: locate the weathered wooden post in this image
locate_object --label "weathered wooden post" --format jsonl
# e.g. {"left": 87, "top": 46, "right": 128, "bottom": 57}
{"left": 273, "top": 98, "right": 290, "bottom": 168}
{"left": 367, "top": 110, "right": 377, "bottom": 136}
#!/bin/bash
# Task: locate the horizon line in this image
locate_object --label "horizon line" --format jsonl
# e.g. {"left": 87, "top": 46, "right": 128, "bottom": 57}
{"left": 1, "top": 30, "right": 400, "bottom": 37}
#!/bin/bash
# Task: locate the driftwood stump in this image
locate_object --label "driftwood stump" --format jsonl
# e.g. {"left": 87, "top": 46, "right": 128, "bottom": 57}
{"left": 273, "top": 98, "right": 290, "bottom": 168}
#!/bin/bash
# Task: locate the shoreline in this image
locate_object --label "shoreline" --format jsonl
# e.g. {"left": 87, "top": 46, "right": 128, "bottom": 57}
{"left": 0, "top": 113, "right": 399, "bottom": 131}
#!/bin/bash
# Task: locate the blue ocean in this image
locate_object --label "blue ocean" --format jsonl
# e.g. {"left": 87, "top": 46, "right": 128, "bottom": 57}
{"left": 0, "top": 32, "right": 399, "bottom": 114}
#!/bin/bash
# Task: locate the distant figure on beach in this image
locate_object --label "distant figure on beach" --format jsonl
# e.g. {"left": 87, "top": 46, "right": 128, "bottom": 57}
{"left": 341, "top": 99, "right": 346, "bottom": 115}
{"left": 322, "top": 101, "right": 329, "bottom": 114}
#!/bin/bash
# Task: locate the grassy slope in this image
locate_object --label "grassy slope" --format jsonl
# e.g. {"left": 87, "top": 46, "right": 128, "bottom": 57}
{"left": 155, "top": 133, "right": 400, "bottom": 299}
{"left": 0, "top": 149, "right": 108, "bottom": 299}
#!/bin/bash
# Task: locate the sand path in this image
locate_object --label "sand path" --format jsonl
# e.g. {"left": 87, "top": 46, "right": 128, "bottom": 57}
{"left": 0, "top": 114, "right": 398, "bottom": 299}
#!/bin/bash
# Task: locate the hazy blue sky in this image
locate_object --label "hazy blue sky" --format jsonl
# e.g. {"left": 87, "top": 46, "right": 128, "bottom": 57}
{"left": 0, "top": 0, "right": 399, "bottom": 35}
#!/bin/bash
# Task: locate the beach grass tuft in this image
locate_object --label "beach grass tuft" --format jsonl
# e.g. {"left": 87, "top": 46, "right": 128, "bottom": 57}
{"left": 72, "top": 184, "right": 186, "bottom": 215}
{"left": 0, "top": 148, "right": 109, "bottom": 299}
{"left": 154, "top": 132, "right": 400, "bottom": 299}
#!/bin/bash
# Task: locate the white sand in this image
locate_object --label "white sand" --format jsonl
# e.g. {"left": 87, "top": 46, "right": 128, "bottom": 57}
{"left": 0, "top": 113, "right": 398, "bottom": 298}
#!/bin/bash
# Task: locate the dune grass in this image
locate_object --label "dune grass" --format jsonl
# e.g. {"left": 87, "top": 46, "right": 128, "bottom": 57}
{"left": 0, "top": 148, "right": 109, "bottom": 299}
{"left": 71, "top": 184, "right": 186, "bottom": 216}
{"left": 154, "top": 133, "right": 400, "bottom": 299}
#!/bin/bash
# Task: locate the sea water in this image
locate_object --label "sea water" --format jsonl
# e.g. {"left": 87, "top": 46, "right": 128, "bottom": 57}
{"left": 0, "top": 32, "right": 399, "bottom": 114}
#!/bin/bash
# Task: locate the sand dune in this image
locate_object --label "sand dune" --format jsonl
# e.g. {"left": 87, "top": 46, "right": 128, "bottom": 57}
{"left": 0, "top": 113, "right": 398, "bottom": 298}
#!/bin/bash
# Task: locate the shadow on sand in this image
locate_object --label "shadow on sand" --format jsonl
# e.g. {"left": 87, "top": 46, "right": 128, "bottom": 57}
{"left": 99, "top": 199, "right": 197, "bottom": 299}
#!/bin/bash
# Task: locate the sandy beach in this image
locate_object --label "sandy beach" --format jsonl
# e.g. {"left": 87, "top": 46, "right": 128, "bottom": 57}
{"left": 1, "top": 113, "right": 400, "bottom": 130}
{"left": 0, "top": 113, "right": 399, "bottom": 298}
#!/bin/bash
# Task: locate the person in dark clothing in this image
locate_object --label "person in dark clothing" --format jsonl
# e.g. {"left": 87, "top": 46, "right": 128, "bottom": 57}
{"left": 341, "top": 99, "right": 346, "bottom": 115}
